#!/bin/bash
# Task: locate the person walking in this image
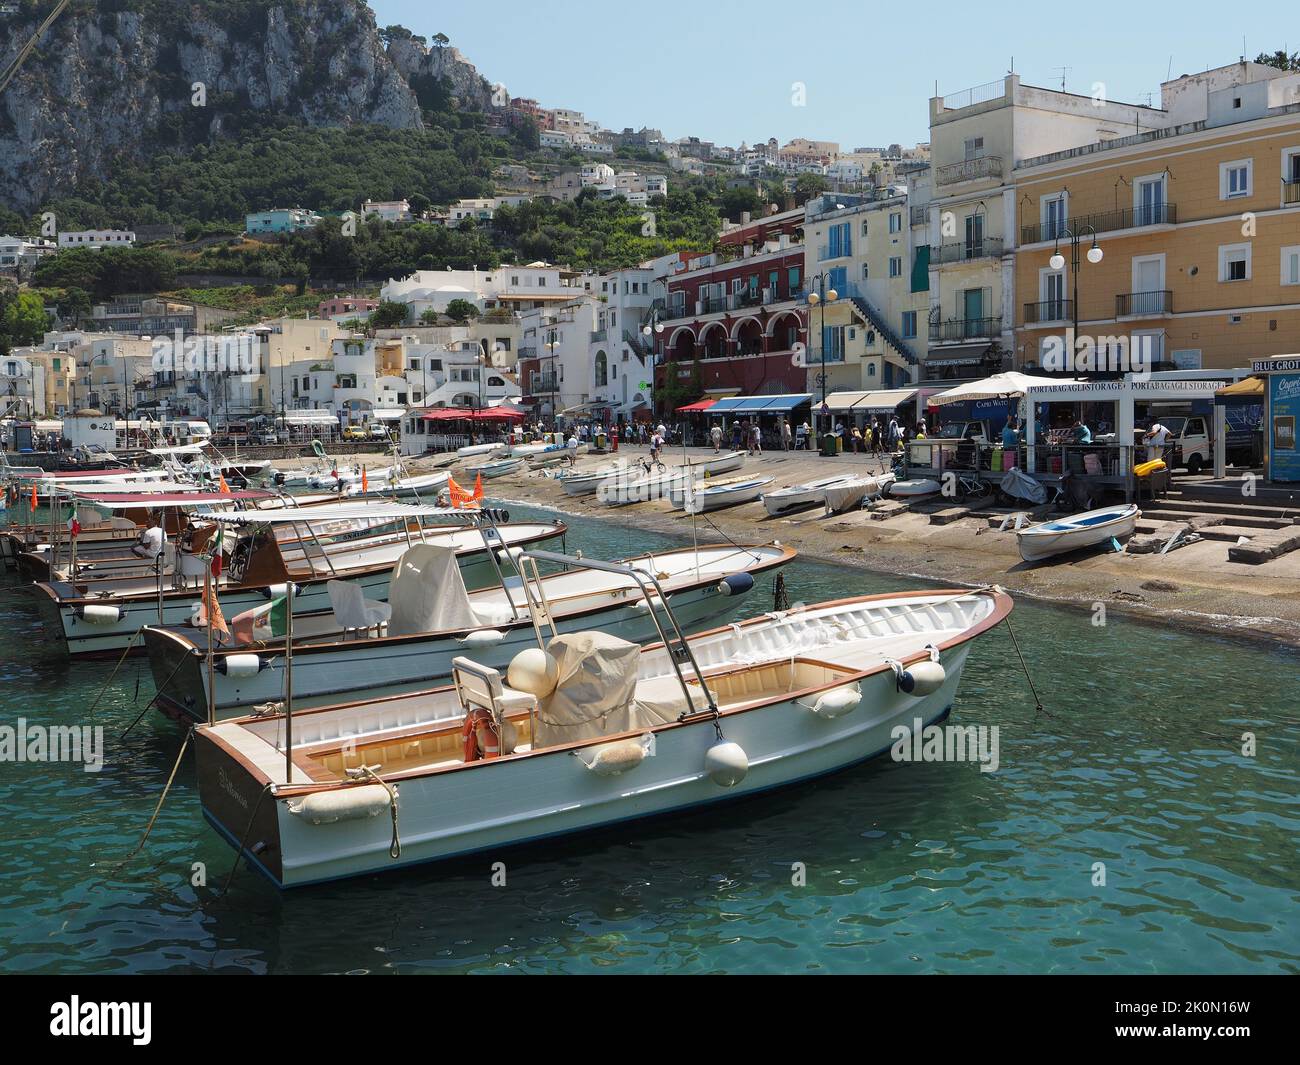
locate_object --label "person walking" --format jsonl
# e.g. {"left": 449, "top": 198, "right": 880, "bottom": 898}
{"left": 852, "top": 424, "right": 863, "bottom": 454}
{"left": 751, "top": 421, "right": 762, "bottom": 456}
{"left": 888, "top": 416, "right": 901, "bottom": 452}
{"left": 709, "top": 422, "right": 723, "bottom": 453}
{"left": 781, "top": 418, "right": 793, "bottom": 451}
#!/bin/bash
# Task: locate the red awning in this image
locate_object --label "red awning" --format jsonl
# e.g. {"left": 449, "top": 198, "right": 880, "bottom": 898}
{"left": 676, "top": 398, "right": 717, "bottom": 413}
{"left": 419, "top": 407, "right": 525, "bottom": 422}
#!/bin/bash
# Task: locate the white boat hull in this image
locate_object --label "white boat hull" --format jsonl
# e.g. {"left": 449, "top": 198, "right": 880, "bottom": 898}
{"left": 1017, "top": 505, "right": 1140, "bottom": 562}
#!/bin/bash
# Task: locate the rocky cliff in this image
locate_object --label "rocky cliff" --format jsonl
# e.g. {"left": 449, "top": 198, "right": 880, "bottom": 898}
{"left": 0, "top": 1, "right": 494, "bottom": 213}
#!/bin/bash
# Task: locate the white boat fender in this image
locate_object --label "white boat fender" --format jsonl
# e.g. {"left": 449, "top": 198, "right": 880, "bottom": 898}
{"left": 717, "top": 572, "right": 754, "bottom": 596}
{"left": 507, "top": 648, "right": 559, "bottom": 696}
{"left": 799, "top": 684, "right": 862, "bottom": 719}
{"left": 705, "top": 741, "right": 749, "bottom": 787}
{"left": 263, "top": 582, "right": 299, "bottom": 599}
{"left": 495, "top": 545, "right": 525, "bottom": 567}
{"left": 886, "top": 647, "right": 946, "bottom": 696}
{"left": 577, "top": 735, "right": 653, "bottom": 776}
{"left": 217, "top": 654, "right": 266, "bottom": 678}
{"left": 75, "top": 604, "right": 122, "bottom": 625}
{"left": 631, "top": 595, "right": 668, "bottom": 614}
{"left": 458, "top": 629, "right": 505, "bottom": 649}
{"left": 287, "top": 784, "right": 395, "bottom": 825}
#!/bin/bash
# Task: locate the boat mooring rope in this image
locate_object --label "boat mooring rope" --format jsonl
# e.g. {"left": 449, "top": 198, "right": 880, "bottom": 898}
{"left": 218, "top": 781, "right": 275, "bottom": 899}
{"left": 121, "top": 650, "right": 194, "bottom": 739}
{"left": 351, "top": 765, "right": 402, "bottom": 860}
{"left": 86, "top": 627, "right": 143, "bottom": 718}
{"left": 119, "top": 727, "right": 192, "bottom": 868}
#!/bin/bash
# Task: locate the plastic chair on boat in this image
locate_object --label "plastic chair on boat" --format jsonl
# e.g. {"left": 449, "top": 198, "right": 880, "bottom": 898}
{"left": 327, "top": 579, "right": 392, "bottom": 638}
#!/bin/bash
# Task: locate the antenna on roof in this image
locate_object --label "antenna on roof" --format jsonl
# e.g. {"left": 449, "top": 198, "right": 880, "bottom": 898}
{"left": 1054, "top": 66, "right": 1071, "bottom": 92}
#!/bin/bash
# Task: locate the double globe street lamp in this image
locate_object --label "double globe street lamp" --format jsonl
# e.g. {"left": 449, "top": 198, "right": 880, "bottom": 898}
{"left": 806, "top": 274, "right": 839, "bottom": 442}
{"left": 1048, "top": 225, "right": 1103, "bottom": 374}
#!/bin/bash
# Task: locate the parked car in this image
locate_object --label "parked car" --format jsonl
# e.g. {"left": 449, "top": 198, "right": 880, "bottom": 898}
{"left": 342, "top": 425, "right": 368, "bottom": 441}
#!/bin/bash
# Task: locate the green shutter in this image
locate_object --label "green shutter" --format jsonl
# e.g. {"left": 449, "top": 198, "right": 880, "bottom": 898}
{"left": 911, "top": 245, "right": 930, "bottom": 293}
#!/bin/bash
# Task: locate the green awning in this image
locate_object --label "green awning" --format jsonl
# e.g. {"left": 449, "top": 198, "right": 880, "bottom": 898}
{"left": 911, "top": 245, "right": 930, "bottom": 293}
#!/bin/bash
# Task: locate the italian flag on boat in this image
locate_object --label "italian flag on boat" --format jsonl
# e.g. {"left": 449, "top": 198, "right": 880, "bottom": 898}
{"left": 230, "top": 595, "right": 288, "bottom": 645}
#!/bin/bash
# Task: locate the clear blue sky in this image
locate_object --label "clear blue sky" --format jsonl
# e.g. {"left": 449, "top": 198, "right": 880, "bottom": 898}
{"left": 371, "top": 1, "right": 1291, "bottom": 149}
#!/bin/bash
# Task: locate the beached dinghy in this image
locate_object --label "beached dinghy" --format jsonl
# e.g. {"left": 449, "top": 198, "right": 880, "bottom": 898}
{"left": 823, "top": 472, "right": 896, "bottom": 514}
{"left": 889, "top": 478, "right": 942, "bottom": 499}
{"left": 33, "top": 506, "right": 566, "bottom": 657}
{"left": 670, "top": 476, "right": 774, "bottom": 513}
{"left": 761, "top": 475, "right": 858, "bottom": 516}
{"left": 557, "top": 465, "right": 621, "bottom": 496}
{"left": 464, "top": 456, "right": 523, "bottom": 479}
{"left": 457, "top": 442, "right": 506, "bottom": 459}
{"left": 1016, "top": 503, "right": 1140, "bottom": 562}
{"left": 193, "top": 557, "right": 1011, "bottom": 888}
{"left": 683, "top": 450, "right": 747, "bottom": 477}
{"left": 146, "top": 541, "right": 793, "bottom": 721}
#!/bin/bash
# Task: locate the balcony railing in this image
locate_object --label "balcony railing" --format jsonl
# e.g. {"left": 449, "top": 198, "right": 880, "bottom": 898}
{"left": 818, "top": 241, "right": 852, "bottom": 261}
{"left": 590, "top": 328, "right": 607, "bottom": 342}
{"left": 910, "top": 205, "right": 928, "bottom": 227}
{"left": 529, "top": 372, "right": 559, "bottom": 394}
{"left": 1285, "top": 180, "right": 1300, "bottom": 205}
{"left": 929, "top": 316, "right": 1002, "bottom": 342}
{"left": 1023, "top": 299, "right": 1073, "bottom": 324}
{"left": 930, "top": 237, "right": 1004, "bottom": 264}
{"left": 701, "top": 296, "right": 729, "bottom": 314}
{"left": 1116, "top": 290, "right": 1172, "bottom": 317}
{"left": 734, "top": 289, "right": 765, "bottom": 308}
{"left": 1020, "top": 203, "right": 1178, "bottom": 245}
{"left": 935, "top": 155, "right": 1003, "bottom": 186}
{"left": 518, "top": 345, "right": 536, "bottom": 359}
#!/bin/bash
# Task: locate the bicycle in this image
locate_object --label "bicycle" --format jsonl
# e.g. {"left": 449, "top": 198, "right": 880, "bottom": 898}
{"left": 639, "top": 455, "right": 667, "bottom": 476}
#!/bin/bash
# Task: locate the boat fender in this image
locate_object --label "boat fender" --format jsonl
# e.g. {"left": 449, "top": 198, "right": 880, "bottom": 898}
{"left": 704, "top": 741, "right": 749, "bottom": 787}
{"left": 894, "top": 659, "right": 946, "bottom": 696}
{"left": 800, "top": 684, "right": 862, "bottom": 719}
{"left": 287, "top": 784, "right": 395, "bottom": 825}
{"left": 507, "top": 648, "right": 559, "bottom": 697}
{"left": 631, "top": 595, "right": 668, "bottom": 614}
{"left": 458, "top": 629, "right": 504, "bottom": 649}
{"left": 76, "top": 604, "right": 122, "bottom": 625}
{"left": 578, "top": 735, "right": 651, "bottom": 776}
{"left": 263, "top": 582, "right": 299, "bottom": 600}
{"left": 717, "top": 572, "right": 755, "bottom": 597}
{"left": 217, "top": 654, "right": 265, "bottom": 678}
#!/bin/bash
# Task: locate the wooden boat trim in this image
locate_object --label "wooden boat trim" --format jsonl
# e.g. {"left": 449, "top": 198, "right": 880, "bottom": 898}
{"left": 206, "top": 588, "right": 1012, "bottom": 798}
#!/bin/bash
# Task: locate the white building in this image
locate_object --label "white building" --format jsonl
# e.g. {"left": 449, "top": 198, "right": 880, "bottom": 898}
{"left": 541, "top": 129, "right": 573, "bottom": 149}
{"left": 361, "top": 199, "right": 412, "bottom": 223}
{"left": 0, "top": 353, "right": 46, "bottom": 416}
{"left": 0, "top": 234, "right": 56, "bottom": 272}
{"left": 381, "top": 265, "right": 583, "bottom": 320}
{"left": 57, "top": 229, "right": 136, "bottom": 250}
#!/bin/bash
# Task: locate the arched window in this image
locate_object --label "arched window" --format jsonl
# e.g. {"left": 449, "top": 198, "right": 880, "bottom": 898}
{"left": 594, "top": 350, "right": 608, "bottom": 387}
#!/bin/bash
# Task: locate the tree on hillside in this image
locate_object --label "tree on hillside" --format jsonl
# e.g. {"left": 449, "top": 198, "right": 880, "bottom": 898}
{"left": 1255, "top": 50, "right": 1300, "bottom": 71}
{"left": 793, "top": 173, "right": 830, "bottom": 205}
{"left": 445, "top": 298, "right": 479, "bottom": 322}
{"left": 418, "top": 308, "right": 439, "bottom": 325}
{"left": 370, "top": 300, "right": 410, "bottom": 330}
{"left": 720, "top": 185, "right": 762, "bottom": 223}
{"left": 5, "top": 291, "right": 52, "bottom": 346}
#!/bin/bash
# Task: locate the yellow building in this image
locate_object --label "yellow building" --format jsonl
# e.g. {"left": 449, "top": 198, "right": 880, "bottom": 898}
{"left": 1014, "top": 61, "right": 1300, "bottom": 373}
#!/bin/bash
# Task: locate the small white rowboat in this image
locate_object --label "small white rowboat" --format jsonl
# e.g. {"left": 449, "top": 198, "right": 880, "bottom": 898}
{"left": 1016, "top": 503, "right": 1140, "bottom": 562}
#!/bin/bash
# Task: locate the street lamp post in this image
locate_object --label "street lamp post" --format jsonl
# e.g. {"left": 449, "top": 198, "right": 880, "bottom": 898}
{"left": 806, "top": 272, "right": 839, "bottom": 445}
{"left": 641, "top": 309, "right": 664, "bottom": 422}
{"left": 544, "top": 331, "right": 560, "bottom": 435}
{"left": 1049, "top": 225, "right": 1103, "bottom": 373}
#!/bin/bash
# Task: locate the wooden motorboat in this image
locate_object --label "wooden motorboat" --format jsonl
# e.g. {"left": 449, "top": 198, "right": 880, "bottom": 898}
{"left": 193, "top": 569, "right": 1011, "bottom": 888}
{"left": 457, "top": 442, "right": 506, "bottom": 459}
{"left": 682, "top": 450, "right": 747, "bottom": 477}
{"left": 31, "top": 506, "right": 567, "bottom": 657}
{"left": 464, "top": 457, "right": 523, "bottom": 479}
{"left": 146, "top": 541, "right": 793, "bottom": 721}
{"left": 1016, "top": 504, "right": 1140, "bottom": 562}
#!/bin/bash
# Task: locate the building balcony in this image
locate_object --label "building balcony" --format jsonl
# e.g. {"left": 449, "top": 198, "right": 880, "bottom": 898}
{"left": 1023, "top": 299, "right": 1073, "bottom": 325}
{"left": 1020, "top": 203, "right": 1178, "bottom": 245}
{"left": 590, "top": 328, "right": 608, "bottom": 343}
{"left": 1116, "top": 290, "right": 1172, "bottom": 317}
{"left": 518, "top": 345, "right": 536, "bottom": 359}
{"left": 935, "top": 155, "right": 1003, "bottom": 186}
{"left": 528, "top": 372, "right": 559, "bottom": 395}
{"left": 910, "top": 205, "right": 929, "bottom": 227}
{"left": 818, "top": 242, "right": 852, "bottom": 262}
{"left": 1285, "top": 180, "right": 1300, "bottom": 206}
{"left": 929, "top": 316, "right": 1002, "bottom": 343}
{"left": 930, "top": 237, "right": 1004, "bottom": 265}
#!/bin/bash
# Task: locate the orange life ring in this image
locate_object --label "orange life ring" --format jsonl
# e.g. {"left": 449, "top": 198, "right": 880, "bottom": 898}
{"left": 461, "top": 707, "right": 500, "bottom": 761}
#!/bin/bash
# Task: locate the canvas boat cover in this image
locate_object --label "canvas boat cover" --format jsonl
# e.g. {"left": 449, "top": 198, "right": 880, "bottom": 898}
{"left": 386, "top": 545, "right": 479, "bottom": 636}
{"left": 534, "top": 631, "right": 674, "bottom": 747}
{"left": 1000, "top": 468, "right": 1048, "bottom": 504}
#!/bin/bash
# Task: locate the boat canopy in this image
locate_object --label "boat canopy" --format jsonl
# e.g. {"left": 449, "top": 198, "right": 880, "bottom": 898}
{"left": 66, "top": 489, "right": 277, "bottom": 508}
{"left": 420, "top": 407, "right": 525, "bottom": 422}
{"left": 197, "top": 502, "right": 466, "bottom": 524}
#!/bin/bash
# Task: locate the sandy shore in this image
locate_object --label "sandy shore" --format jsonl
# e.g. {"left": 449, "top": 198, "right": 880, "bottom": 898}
{"left": 384, "top": 444, "right": 1300, "bottom": 649}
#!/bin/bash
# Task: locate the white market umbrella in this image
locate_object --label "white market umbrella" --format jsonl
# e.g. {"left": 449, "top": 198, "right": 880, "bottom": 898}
{"left": 929, "top": 372, "right": 1081, "bottom": 406}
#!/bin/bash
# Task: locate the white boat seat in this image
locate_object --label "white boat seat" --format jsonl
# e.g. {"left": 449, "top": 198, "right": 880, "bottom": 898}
{"left": 327, "top": 579, "right": 393, "bottom": 636}
{"left": 175, "top": 548, "right": 209, "bottom": 588}
{"left": 451, "top": 656, "right": 539, "bottom": 720}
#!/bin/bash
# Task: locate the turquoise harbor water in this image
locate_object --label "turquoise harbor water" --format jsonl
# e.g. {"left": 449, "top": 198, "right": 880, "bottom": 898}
{"left": 0, "top": 502, "right": 1296, "bottom": 974}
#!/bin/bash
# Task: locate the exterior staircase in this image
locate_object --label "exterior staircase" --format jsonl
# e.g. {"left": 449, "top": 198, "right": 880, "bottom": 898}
{"left": 844, "top": 293, "right": 917, "bottom": 369}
